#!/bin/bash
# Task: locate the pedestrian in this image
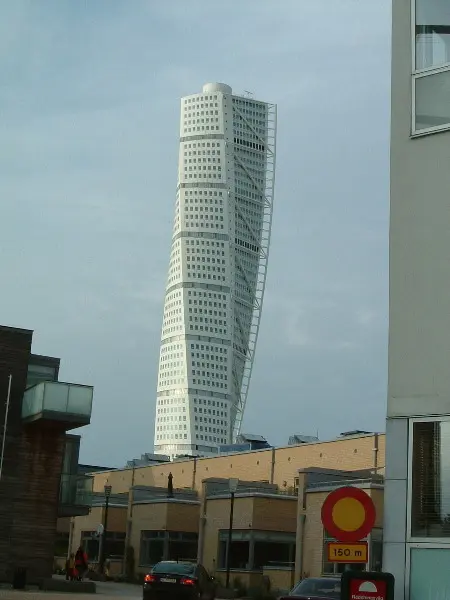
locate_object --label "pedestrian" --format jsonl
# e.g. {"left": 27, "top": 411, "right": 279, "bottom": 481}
{"left": 74, "top": 546, "right": 88, "bottom": 581}
{"left": 67, "top": 553, "right": 75, "bottom": 581}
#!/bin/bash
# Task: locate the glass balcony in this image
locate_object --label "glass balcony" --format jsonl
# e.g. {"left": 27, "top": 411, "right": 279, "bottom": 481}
{"left": 22, "top": 381, "right": 93, "bottom": 429}
{"left": 59, "top": 474, "right": 93, "bottom": 517}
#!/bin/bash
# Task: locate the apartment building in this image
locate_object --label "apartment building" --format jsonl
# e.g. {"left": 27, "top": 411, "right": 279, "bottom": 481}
{"left": 385, "top": 1, "right": 450, "bottom": 598}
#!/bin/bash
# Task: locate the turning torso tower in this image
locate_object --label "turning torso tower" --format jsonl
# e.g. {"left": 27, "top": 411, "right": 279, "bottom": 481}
{"left": 154, "top": 83, "right": 276, "bottom": 458}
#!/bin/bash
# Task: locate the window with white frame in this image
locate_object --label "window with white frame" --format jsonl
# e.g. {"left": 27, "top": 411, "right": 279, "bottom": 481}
{"left": 413, "top": 0, "right": 450, "bottom": 133}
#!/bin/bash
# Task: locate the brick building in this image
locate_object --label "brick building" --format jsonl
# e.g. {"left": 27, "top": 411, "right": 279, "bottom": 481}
{"left": 0, "top": 325, "right": 93, "bottom": 583}
{"left": 65, "top": 432, "right": 385, "bottom": 592}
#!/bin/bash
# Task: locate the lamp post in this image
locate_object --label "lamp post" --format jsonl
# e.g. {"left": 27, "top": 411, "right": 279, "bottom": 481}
{"left": 99, "top": 484, "right": 112, "bottom": 574}
{"left": 225, "top": 478, "right": 239, "bottom": 589}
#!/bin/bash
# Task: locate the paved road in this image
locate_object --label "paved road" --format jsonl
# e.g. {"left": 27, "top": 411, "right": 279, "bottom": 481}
{"left": 96, "top": 581, "right": 142, "bottom": 597}
{"left": 0, "top": 580, "right": 142, "bottom": 599}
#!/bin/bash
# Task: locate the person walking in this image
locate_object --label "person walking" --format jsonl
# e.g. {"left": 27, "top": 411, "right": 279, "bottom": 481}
{"left": 65, "top": 553, "right": 75, "bottom": 581}
{"left": 74, "top": 546, "right": 88, "bottom": 581}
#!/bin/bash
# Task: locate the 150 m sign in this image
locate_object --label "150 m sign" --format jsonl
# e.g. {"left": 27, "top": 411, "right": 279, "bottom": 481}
{"left": 327, "top": 542, "right": 368, "bottom": 563}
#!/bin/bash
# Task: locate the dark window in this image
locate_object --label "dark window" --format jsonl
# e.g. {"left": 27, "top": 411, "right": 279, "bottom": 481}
{"left": 54, "top": 532, "right": 69, "bottom": 557}
{"left": 218, "top": 534, "right": 250, "bottom": 570}
{"left": 370, "top": 529, "right": 383, "bottom": 572}
{"left": 81, "top": 531, "right": 125, "bottom": 562}
{"left": 140, "top": 531, "right": 165, "bottom": 566}
{"left": 82, "top": 537, "right": 99, "bottom": 562}
{"left": 411, "top": 420, "right": 450, "bottom": 537}
{"left": 253, "top": 541, "right": 294, "bottom": 569}
{"left": 168, "top": 531, "right": 198, "bottom": 562}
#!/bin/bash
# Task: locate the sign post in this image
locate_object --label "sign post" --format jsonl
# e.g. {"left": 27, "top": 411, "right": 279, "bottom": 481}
{"left": 321, "top": 486, "right": 376, "bottom": 566}
{"left": 319, "top": 485, "right": 395, "bottom": 599}
{"left": 327, "top": 542, "right": 368, "bottom": 564}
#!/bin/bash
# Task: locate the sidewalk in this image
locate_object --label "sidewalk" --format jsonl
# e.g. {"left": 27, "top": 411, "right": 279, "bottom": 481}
{"left": 0, "top": 580, "right": 142, "bottom": 599}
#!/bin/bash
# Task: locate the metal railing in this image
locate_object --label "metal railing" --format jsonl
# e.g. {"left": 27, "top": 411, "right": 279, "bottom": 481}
{"left": 206, "top": 485, "right": 296, "bottom": 498}
{"left": 132, "top": 485, "right": 198, "bottom": 503}
{"left": 306, "top": 477, "right": 384, "bottom": 490}
{"left": 59, "top": 474, "right": 93, "bottom": 507}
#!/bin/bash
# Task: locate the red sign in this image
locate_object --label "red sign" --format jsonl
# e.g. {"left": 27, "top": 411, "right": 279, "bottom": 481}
{"left": 321, "top": 486, "right": 376, "bottom": 542}
{"left": 349, "top": 578, "right": 387, "bottom": 600}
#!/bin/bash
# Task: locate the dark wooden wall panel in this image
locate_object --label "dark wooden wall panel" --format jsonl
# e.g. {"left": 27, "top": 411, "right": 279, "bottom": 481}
{"left": 0, "top": 327, "right": 67, "bottom": 583}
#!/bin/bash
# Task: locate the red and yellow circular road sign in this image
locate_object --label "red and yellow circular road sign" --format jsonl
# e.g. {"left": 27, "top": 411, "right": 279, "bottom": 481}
{"left": 321, "top": 486, "right": 376, "bottom": 543}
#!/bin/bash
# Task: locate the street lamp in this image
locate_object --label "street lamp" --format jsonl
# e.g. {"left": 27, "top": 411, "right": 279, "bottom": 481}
{"left": 99, "top": 484, "right": 112, "bottom": 574}
{"left": 225, "top": 478, "right": 239, "bottom": 589}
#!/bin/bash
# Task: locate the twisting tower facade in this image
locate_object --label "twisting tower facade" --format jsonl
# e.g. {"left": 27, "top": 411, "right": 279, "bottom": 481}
{"left": 154, "top": 83, "right": 276, "bottom": 458}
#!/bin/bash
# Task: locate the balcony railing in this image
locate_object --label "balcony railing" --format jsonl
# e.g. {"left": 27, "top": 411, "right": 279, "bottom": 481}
{"left": 59, "top": 474, "right": 93, "bottom": 517}
{"left": 22, "top": 381, "right": 93, "bottom": 429}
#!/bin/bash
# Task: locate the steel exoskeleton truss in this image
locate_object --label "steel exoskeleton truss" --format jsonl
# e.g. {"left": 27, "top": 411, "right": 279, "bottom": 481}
{"left": 231, "top": 102, "right": 277, "bottom": 441}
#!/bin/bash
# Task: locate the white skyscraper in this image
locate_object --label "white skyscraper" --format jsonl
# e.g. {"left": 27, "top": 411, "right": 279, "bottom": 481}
{"left": 154, "top": 83, "right": 276, "bottom": 458}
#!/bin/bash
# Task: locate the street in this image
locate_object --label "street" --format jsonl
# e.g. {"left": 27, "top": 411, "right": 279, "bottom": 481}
{"left": 0, "top": 580, "right": 142, "bottom": 599}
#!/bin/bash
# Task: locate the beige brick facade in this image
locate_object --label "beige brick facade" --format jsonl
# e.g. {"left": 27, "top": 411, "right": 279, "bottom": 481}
{"left": 70, "top": 506, "right": 127, "bottom": 556}
{"left": 65, "top": 434, "right": 386, "bottom": 588}
{"left": 89, "top": 434, "right": 385, "bottom": 495}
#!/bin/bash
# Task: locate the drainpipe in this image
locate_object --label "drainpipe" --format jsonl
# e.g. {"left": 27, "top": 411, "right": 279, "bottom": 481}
{"left": 295, "top": 514, "right": 305, "bottom": 582}
{"left": 123, "top": 461, "right": 136, "bottom": 576}
{"left": 270, "top": 447, "right": 276, "bottom": 484}
{"left": 192, "top": 457, "right": 197, "bottom": 490}
{"left": 294, "top": 474, "right": 306, "bottom": 582}
{"left": 373, "top": 433, "right": 379, "bottom": 474}
{"left": 197, "top": 483, "right": 207, "bottom": 564}
{"left": 67, "top": 517, "right": 75, "bottom": 560}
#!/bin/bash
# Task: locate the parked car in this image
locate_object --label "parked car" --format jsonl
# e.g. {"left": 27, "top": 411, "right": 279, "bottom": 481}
{"left": 278, "top": 577, "right": 341, "bottom": 600}
{"left": 143, "top": 561, "right": 216, "bottom": 600}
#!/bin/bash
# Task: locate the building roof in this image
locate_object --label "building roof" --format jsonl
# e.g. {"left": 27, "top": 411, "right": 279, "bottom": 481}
{"left": 29, "top": 353, "right": 60, "bottom": 367}
{"left": 0, "top": 324, "right": 33, "bottom": 335}
{"left": 238, "top": 433, "right": 267, "bottom": 443}
{"left": 85, "top": 431, "right": 384, "bottom": 476}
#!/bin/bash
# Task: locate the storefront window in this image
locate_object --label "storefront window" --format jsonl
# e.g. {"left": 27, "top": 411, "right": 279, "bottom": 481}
{"left": 140, "top": 531, "right": 198, "bottom": 566}
{"left": 413, "top": 0, "right": 450, "bottom": 133}
{"left": 54, "top": 532, "right": 69, "bottom": 557}
{"left": 81, "top": 531, "right": 125, "bottom": 562}
{"left": 167, "top": 531, "right": 198, "bottom": 562}
{"left": 140, "top": 531, "right": 165, "bottom": 566}
{"left": 218, "top": 530, "right": 295, "bottom": 572}
{"left": 411, "top": 420, "right": 450, "bottom": 537}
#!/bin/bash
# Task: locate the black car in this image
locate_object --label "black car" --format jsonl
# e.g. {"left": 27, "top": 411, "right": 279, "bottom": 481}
{"left": 278, "top": 577, "right": 341, "bottom": 600}
{"left": 143, "top": 561, "right": 216, "bottom": 600}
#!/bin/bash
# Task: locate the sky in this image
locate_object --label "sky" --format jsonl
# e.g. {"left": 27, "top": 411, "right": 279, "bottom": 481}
{"left": 0, "top": 0, "right": 391, "bottom": 467}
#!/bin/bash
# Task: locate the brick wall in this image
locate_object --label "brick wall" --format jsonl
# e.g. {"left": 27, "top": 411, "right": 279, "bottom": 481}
{"left": 11, "top": 426, "right": 66, "bottom": 580}
{"left": 252, "top": 497, "right": 297, "bottom": 532}
{"left": 0, "top": 327, "right": 32, "bottom": 581}
{"left": 201, "top": 496, "right": 255, "bottom": 573}
{"left": 302, "top": 491, "right": 327, "bottom": 577}
{"left": 0, "top": 327, "right": 70, "bottom": 582}
{"left": 90, "top": 433, "right": 385, "bottom": 495}
{"left": 166, "top": 503, "right": 200, "bottom": 532}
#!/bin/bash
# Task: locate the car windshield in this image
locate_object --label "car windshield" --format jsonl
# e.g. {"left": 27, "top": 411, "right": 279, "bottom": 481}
{"left": 291, "top": 578, "right": 341, "bottom": 598}
{"left": 152, "top": 562, "right": 196, "bottom": 576}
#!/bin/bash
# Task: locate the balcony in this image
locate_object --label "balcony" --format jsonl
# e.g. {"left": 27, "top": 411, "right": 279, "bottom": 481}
{"left": 59, "top": 474, "right": 93, "bottom": 517}
{"left": 22, "top": 381, "right": 93, "bottom": 430}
